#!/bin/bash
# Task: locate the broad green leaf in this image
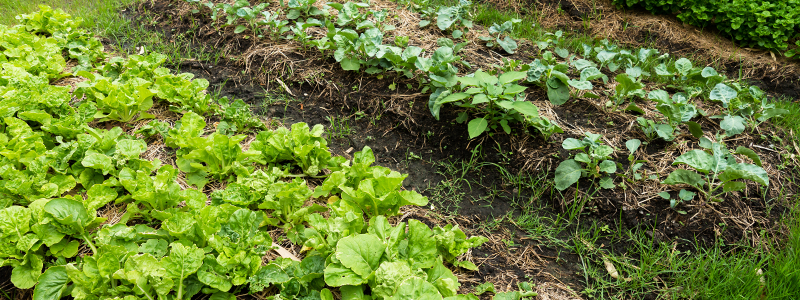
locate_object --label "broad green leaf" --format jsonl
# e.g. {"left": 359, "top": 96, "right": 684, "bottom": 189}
{"left": 720, "top": 115, "right": 745, "bottom": 136}
{"left": 674, "top": 58, "right": 692, "bottom": 76}
{"left": 561, "top": 138, "right": 585, "bottom": 150}
{"left": 163, "top": 243, "right": 204, "bottom": 281}
{"left": 511, "top": 101, "right": 539, "bottom": 117}
{"left": 427, "top": 261, "right": 459, "bottom": 297}
{"left": 546, "top": 78, "right": 569, "bottom": 105}
{"left": 341, "top": 57, "right": 361, "bottom": 71}
{"left": 734, "top": 146, "right": 762, "bottom": 167}
{"left": 389, "top": 277, "right": 442, "bottom": 300}
{"left": 335, "top": 234, "right": 385, "bottom": 277}
{"left": 567, "top": 79, "right": 592, "bottom": 90}
{"left": 661, "top": 169, "right": 705, "bottom": 188}
{"left": 467, "top": 118, "right": 488, "bottom": 139}
{"left": 719, "top": 164, "right": 769, "bottom": 186}
{"left": 723, "top": 181, "right": 746, "bottom": 193}
{"left": 678, "top": 189, "right": 696, "bottom": 200}
{"left": 498, "top": 71, "right": 527, "bottom": 85}
{"left": 599, "top": 160, "right": 616, "bottom": 173}
{"left": 687, "top": 121, "right": 703, "bottom": 138}
{"left": 33, "top": 266, "right": 69, "bottom": 300}
{"left": 407, "top": 220, "right": 437, "bottom": 269}
{"left": 554, "top": 159, "right": 581, "bottom": 191}
{"left": 709, "top": 84, "right": 737, "bottom": 107}
{"left": 599, "top": 176, "right": 615, "bottom": 189}
{"left": 673, "top": 150, "right": 713, "bottom": 174}
{"left": 44, "top": 198, "right": 90, "bottom": 234}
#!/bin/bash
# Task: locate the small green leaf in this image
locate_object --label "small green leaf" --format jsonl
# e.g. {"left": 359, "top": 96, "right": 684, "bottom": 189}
{"left": 720, "top": 115, "right": 746, "bottom": 136}
{"left": 599, "top": 176, "right": 615, "bottom": 189}
{"left": 599, "top": 160, "right": 616, "bottom": 173}
{"left": 546, "top": 78, "right": 570, "bottom": 105}
{"left": 662, "top": 169, "right": 705, "bottom": 189}
{"left": 511, "top": 101, "right": 539, "bottom": 117}
{"left": 687, "top": 121, "right": 703, "bottom": 138}
{"left": 234, "top": 25, "right": 247, "bottom": 33}
{"left": 658, "top": 191, "right": 671, "bottom": 199}
{"left": 674, "top": 58, "right": 692, "bottom": 76}
{"left": 555, "top": 159, "right": 582, "bottom": 191}
{"left": 33, "top": 266, "right": 69, "bottom": 300}
{"left": 625, "top": 139, "right": 641, "bottom": 154}
{"left": 467, "top": 118, "right": 488, "bottom": 139}
{"left": 678, "top": 189, "right": 696, "bottom": 201}
{"left": 561, "top": 138, "right": 585, "bottom": 150}
{"left": 734, "top": 146, "right": 762, "bottom": 167}
{"left": 709, "top": 84, "right": 737, "bottom": 107}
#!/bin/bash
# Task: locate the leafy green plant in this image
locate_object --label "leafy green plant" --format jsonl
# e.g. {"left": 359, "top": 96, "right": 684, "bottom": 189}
{"left": 435, "top": 0, "right": 474, "bottom": 38}
{"left": 708, "top": 83, "right": 789, "bottom": 137}
{"left": 524, "top": 51, "right": 598, "bottom": 106}
{"left": 661, "top": 139, "right": 768, "bottom": 202}
{"left": 611, "top": 0, "right": 800, "bottom": 58}
{"left": 75, "top": 74, "right": 156, "bottom": 123}
{"left": 637, "top": 117, "right": 675, "bottom": 142}
{"left": 250, "top": 122, "right": 333, "bottom": 177}
{"left": 479, "top": 19, "right": 521, "bottom": 54}
{"left": 286, "top": 0, "right": 326, "bottom": 20}
{"left": 555, "top": 132, "right": 617, "bottom": 191}
{"left": 617, "top": 139, "right": 647, "bottom": 189}
{"left": 429, "top": 70, "right": 542, "bottom": 138}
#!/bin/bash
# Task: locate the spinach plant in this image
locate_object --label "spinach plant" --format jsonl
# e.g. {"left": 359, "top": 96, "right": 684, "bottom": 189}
{"left": 661, "top": 140, "right": 768, "bottom": 202}
{"left": 555, "top": 132, "right": 617, "bottom": 191}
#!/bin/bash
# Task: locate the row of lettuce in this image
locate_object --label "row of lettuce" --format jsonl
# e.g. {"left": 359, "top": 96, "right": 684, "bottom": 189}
{"left": 611, "top": 0, "right": 800, "bottom": 58}
{"left": 0, "top": 7, "right": 519, "bottom": 300}
{"left": 184, "top": 0, "right": 782, "bottom": 206}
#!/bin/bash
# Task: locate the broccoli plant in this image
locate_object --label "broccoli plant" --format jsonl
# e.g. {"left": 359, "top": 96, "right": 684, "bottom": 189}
{"left": 479, "top": 19, "right": 521, "bottom": 54}
{"left": 661, "top": 139, "right": 768, "bottom": 202}
{"left": 555, "top": 133, "right": 617, "bottom": 191}
{"left": 434, "top": 0, "right": 473, "bottom": 38}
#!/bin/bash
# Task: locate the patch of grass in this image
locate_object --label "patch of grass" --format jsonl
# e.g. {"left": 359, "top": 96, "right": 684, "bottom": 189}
{"left": 775, "top": 100, "right": 800, "bottom": 137}
{"left": 0, "top": 0, "right": 136, "bottom": 29}
{"left": 103, "top": 8, "right": 224, "bottom": 66}
{"left": 324, "top": 115, "right": 353, "bottom": 140}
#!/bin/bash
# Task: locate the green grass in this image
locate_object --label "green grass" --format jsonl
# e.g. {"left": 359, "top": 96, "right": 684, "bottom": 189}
{"left": 0, "top": 0, "right": 136, "bottom": 29}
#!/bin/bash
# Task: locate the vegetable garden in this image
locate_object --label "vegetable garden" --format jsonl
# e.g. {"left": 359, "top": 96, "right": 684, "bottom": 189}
{"left": 1, "top": 0, "right": 800, "bottom": 299}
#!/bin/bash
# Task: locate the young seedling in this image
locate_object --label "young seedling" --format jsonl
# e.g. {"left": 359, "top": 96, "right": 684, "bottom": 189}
{"left": 616, "top": 139, "right": 647, "bottom": 189}
{"left": 479, "top": 19, "right": 521, "bottom": 54}
{"left": 555, "top": 132, "right": 617, "bottom": 191}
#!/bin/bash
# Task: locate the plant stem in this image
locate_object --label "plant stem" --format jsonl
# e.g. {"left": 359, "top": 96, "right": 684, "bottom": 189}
{"left": 81, "top": 233, "right": 98, "bottom": 255}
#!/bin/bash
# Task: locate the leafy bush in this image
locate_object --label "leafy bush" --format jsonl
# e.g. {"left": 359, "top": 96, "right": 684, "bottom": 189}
{"left": 611, "top": 0, "right": 800, "bottom": 57}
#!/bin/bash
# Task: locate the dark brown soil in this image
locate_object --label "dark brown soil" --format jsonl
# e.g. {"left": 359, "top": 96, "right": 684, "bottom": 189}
{"left": 3, "top": 0, "right": 798, "bottom": 298}
{"left": 103, "top": 0, "right": 798, "bottom": 295}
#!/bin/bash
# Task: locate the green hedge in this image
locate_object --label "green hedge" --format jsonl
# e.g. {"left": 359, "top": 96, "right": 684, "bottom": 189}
{"left": 612, "top": 0, "right": 800, "bottom": 58}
